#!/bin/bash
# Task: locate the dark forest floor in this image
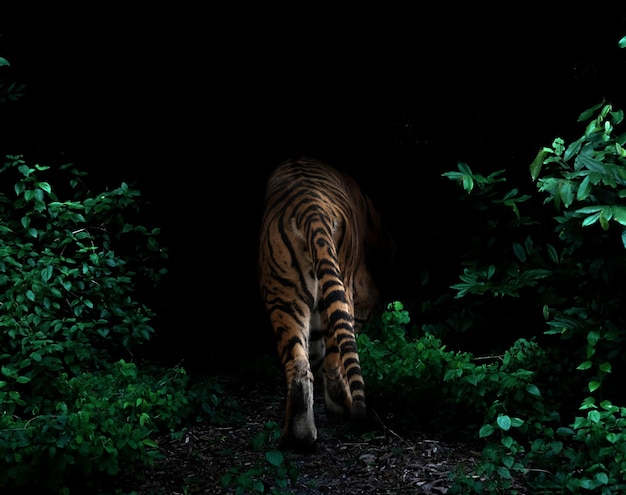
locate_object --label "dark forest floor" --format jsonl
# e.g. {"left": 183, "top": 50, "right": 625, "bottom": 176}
{"left": 113, "top": 373, "right": 529, "bottom": 495}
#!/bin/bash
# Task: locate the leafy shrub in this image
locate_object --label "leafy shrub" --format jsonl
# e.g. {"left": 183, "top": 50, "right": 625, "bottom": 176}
{"left": 362, "top": 102, "right": 626, "bottom": 493}
{"left": 0, "top": 57, "right": 25, "bottom": 104}
{"left": 0, "top": 155, "right": 185, "bottom": 493}
{"left": 220, "top": 420, "right": 299, "bottom": 495}
{"left": 446, "top": 101, "right": 626, "bottom": 493}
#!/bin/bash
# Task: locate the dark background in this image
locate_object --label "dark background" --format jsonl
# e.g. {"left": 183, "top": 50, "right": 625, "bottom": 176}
{"left": 2, "top": 5, "right": 625, "bottom": 373}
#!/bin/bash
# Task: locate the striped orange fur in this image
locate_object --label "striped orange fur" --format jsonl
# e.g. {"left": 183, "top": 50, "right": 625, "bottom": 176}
{"left": 258, "top": 157, "right": 391, "bottom": 448}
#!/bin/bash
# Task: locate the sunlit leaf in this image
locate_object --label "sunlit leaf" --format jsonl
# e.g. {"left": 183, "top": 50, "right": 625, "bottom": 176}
{"left": 462, "top": 175, "right": 474, "bottom": 193}
{"left": 530, "top": 148, "right": 549, "bottom": 181}
{"left": 577, "top": 154, "right": 605, "bottom": 172}
{"left": 599, "top": 362, "right": 612, "bottom": 373}
{"left": 578, "top": 102, "right": 605, "bottom": 122}
{"left": 588, "top": 381, "right": 601, "bottom": 393}
{"left": 582, "top": 212, "right": 601, "bottom": 227}
{"left": 576, "top": 175, "right": 592, "bottom": 200}
{"left": 458, "top": 162, "right": 472, "bottom": 175}
{"left": 564, "top": 136, "right": 585, "bottom": 161}
{"left": 612, "top": 206, "right": 626, "bottom": 226}
{"left": 497, "top": 415, "right": 512, "bottom": 431}
{"left": 559, "top": 180, "right": 575, "bottom": 208}
{"left": 526, "top": 383, "right": 541, "bottom": 397}
{"left": 599, "top": 208, "right": 612, "bottom": 230}
{"left": 41, "top": 265, "right": 53, "bottom": 283}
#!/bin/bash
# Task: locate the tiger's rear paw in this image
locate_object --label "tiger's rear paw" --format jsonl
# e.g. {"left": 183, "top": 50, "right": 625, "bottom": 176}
{"left": 279, "top": 424, "right": 318, "bottom": 451}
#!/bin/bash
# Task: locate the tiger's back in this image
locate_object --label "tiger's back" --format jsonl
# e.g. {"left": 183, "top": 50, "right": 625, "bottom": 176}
{"left": 258, "top": 157, "right": 391, "bottom": 448}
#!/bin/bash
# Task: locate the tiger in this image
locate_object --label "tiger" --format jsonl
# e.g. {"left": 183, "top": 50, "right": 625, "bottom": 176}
{"left": 257, "top": 156, "right": 393, "bottom": 448}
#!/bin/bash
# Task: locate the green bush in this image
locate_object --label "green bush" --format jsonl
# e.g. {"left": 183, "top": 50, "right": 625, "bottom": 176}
{"left": 361, "top": 102, "right": 626, "bottom": 494}
{"left": 0, "top": 155, "right": 187, "bottom": 493}
{"left": 220, "top": 420, "right": 299, "bottom": 495}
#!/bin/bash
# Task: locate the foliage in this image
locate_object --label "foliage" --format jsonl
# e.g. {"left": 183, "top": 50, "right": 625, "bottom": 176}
{"left": 360, "top": 302, "right": 561, "bottom": 494}
{"left": 0, "top": 57, "right": 249, "bottom": 494}
{"left": 361, "top": 102, "right": 626, "bottom": 493}
{"left": 220, "top": 420, "right": 299, "bottom": 495}
{"left": 0, "top": 154, "right": 186, "bottom": 493}
{"left": 0, "top": 57, "right": 25, "bottom": 104}
{"left": 186, "top": 375, "right": 245, "bottom": 427}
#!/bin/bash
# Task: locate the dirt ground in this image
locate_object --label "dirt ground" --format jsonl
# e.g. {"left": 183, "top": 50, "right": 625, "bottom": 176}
{"left": 114, "top": 374, "right": 527, "bottom": 495}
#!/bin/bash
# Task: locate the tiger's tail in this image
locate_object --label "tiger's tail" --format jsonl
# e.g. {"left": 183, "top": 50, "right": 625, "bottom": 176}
{"left": 307, "top": 212, "right": 367, "bottom": 420}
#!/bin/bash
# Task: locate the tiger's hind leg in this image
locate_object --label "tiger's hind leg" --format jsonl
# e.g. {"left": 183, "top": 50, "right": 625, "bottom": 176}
{"left": 270, "top": 308, "right": 318, "bottom": 449}
{"left": 281, "top": 355, "right": 317, "bottom": 448}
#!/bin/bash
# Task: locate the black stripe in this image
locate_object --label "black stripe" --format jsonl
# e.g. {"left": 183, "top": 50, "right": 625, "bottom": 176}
{"left": 350, "top": 380, "right": 365, "bottom": 392}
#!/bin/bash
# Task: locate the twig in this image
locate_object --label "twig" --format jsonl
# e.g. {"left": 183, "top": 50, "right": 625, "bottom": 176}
{"left": 371, "top": 409, "right": 415, "bottom": 452}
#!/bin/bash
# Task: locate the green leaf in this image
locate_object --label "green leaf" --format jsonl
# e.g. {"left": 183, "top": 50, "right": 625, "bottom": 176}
{"left": 559, "top": 180, "right": 575, "bottom": 208}
{"left": 578, "top": 102, "right": 605, "bottom": 121}
{"left": 41, "top": 265, "right": 54, "bottom": 283}
{"left": 546, "top": 243, "right": 558, "bottom": 263}
{"left": 530, "top": 148, "right": 552, "bottom": 180}
{"left": 497, "top": 415, "right": 512, "bottom": 431}
{"left": 502, "top": 455, "right": 515, "bottom": 468}
{"left": 462, "top": 175, "right": 474, "bottom": 193}
{"left": 37, "top": 181, "right": 52, "bottom": 194}
{"left": 458, "top": 162, "right": 472, "bottom": 175}
{"left": 613, "top": 206, "right": 626, "bottom": 226}
{"left": 577, "top": 361, "right": 592, "bottom": 370}
{"left": 479, "top": 424, "right": 494, "bottom": 438}
{"left": 588, "top": 410, "right": 601, "bottom": 423}
{"left": 526, "top": 383, "right": 541, "bottom": 397}
{"left": 619, "top": 35, "right": 626, "bottom": 49}
{"left": 497, "top": 466, "right": 512, "bottom": 479}
{"left": 599, "top": 208, "right": 612, "bottom": 230}
{"left": 556, "top": 427, "right": 575, "bottom": 436}
{"left": 595, "top": 472, "right": 608, "bottom": 485}
{"left": 577, "top": 175, "right": 592, "bottom": 200}
{"left": 587, "top": 330, "right": 600, "bottom": 346}
{"left": 582, "top": 211, "right": 601, "bottom": 227}
{"left": 564, "top": 136, "right": 585, "bottom": 161}
{"left": 588, "top": 381, "right": 601, "bottom": 393}
{"left": 512, "top": 242, "right": 526, "bottom": 262}
{"left": 265, "top": 449, "right": 283, "bottom": 467}
{"left": 510, "top": 417, "right": 524, "bottom": 428}
{"left": 142, "top": 438, "right": 158, "bottom": 448}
